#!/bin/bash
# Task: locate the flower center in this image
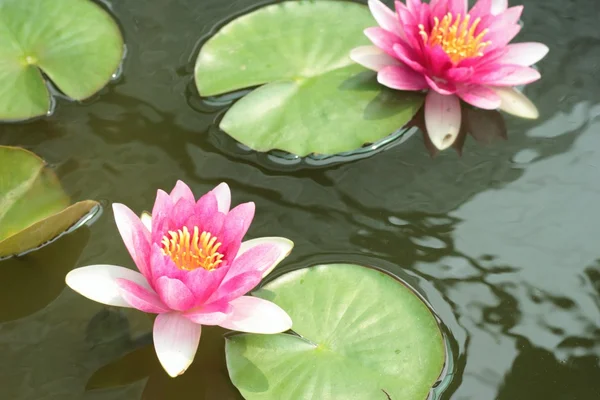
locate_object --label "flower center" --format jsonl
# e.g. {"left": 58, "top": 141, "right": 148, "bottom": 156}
{"left": 161, "top": 226, "right": 224, "bottom": 271}
{"left": 419, "top": 13, "right": 491, "bottom": 63}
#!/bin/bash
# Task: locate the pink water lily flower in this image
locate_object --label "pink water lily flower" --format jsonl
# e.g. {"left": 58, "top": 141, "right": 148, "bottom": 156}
{"left": 351, "top": 0, "right": 548, "bottom": 150}
{"left": 66, "top": 181, "right": 293, "bottom": 377}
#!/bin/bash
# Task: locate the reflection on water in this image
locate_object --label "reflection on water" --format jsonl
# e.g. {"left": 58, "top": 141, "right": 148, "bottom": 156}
{"left": 1, "top": 0, "right": 600, "bottom": 399}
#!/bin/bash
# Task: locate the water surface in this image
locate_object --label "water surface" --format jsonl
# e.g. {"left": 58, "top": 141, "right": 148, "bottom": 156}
{"left": 1, "top": 0, "right": 599, "bottom": 399}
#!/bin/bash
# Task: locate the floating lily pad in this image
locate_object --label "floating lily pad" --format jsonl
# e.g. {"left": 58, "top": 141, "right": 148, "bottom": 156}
{"left": 0, "top": 146, "right": 99, "bottom": 258}
{"left": 195, "top": 1, "right": 423, "bottom": 156}
{"left": 226, "top": 264, "right": 445, "bottom": 400}
{"left": 0, "top": 0, "right": 124, "bottom": 121}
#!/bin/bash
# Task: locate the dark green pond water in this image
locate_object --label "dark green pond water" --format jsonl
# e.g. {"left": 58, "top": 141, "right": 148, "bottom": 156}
{"left": 1, "top": 0, "right": 600, "bottom": 399}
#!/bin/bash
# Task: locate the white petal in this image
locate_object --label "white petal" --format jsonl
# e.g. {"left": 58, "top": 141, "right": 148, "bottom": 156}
{"left": 153, "top": 312, "right": 202, "bottom": 377}
{"left": 211, "top": 182, "right": 231, "bottom": 213}
{"left": 236, "top": 237, "right": 294, "bottom": 278}
{"left": 219, "top": 296, "right": 292, "bottom": 334}
{"left": 368, "top": 0, "right": 403, "bottom": 37}
{"left": 65, "top": 264, "right": 151, "bottom": 307}
{"left": 140, "top": 212, "right": 152, "bottom": 232}
{"left": 350, "top": 46, "right": 400, "bottom": 72}
{"left": 491, "top": 0, "right": 508, "bottom": 15}
{"left": 494, "top": 87, "right": 539, "bottom": 119}
{"left": 424, "top": 92, "right": 462, "bottom": 150}
{"left": 499, "top": 43, "right": 549, "bottom": 66}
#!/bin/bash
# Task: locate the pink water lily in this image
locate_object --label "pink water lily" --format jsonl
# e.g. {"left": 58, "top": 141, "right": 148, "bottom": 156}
{"left": 66, "top": 181, "right": 293, "bottom": 377}
{"left": 351, "top": 0, "right": 548, "bottom": 150}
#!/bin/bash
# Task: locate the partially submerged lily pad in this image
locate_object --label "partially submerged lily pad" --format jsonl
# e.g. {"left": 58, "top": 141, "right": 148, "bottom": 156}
{"left": 0, "top": 0, "right": 124, "bottom": 121}
{"left": 0, "top": 146, "right": 100, "bottom": 258}
{"left": 226, "top": 264, "right": 446, "bottom": 399}
{"left": 195, "top": 1, "right": 423, "bottom": 156}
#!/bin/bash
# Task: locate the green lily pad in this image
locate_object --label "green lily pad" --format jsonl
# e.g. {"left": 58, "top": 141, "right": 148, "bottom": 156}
{"left": 0, "top": 0, "right": 123, "bottom": 121}
{"left": 226, "top": 264, "right": 446, "bottom": 400}
{"left": 0, "top": 146, "right": 99, "bottom": 258}
{"left": 195, "top": 1, "right": 423, "bottom": 156}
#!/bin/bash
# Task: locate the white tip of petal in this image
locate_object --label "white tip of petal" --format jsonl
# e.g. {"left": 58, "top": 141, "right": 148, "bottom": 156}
{"left": 350, "top": 46, "right": 400, "bottom": 72}
{"left": 140, "top": 212, "right": 152, "bottom": 232}
{"left": 424, "top": 92, "right": 462, "bottom": 150}
{"left": 368, "top": 0, "right": 402, "bottom": 35}
{"left": 211, "top": 182, "right": 231, "bottom": 213}
{"left": 153, "top": 313, "right": 202, "bottom": 377}
{"left": 491, "top": 0, "right": 508, "bottom": 15}
{"left": 237, "top": 237, "right": 294, "bottom": 278}
{"left": 65, "top": 264, "right": 150, "bottom": 307}
{"left": 219, "top": 296, "right": 292, "bottom": 334}
{"left": 494, "top": 87, "right": 539, "bottom": 119}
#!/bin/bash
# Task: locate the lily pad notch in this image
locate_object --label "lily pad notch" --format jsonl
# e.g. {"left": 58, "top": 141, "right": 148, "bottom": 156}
{"left": 194, "top": 1, "right": 424, "bottom": 157}
{"left": 0, "top": 146, "right": 100, "bottom": 259}
{"left": 0, "top": 0, "right": 124, "bottom": 121}
{"left": 225, "top": 263, "right": 447, "bottom": 400}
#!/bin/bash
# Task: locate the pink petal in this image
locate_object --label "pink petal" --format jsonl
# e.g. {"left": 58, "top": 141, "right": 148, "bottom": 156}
{"left": 405, "top": 0, "right": 422, "bottom": 13}
{"left": 425, "top": 76, "right": 456, "bottom": 95}
{"left": 364, "top": 27, "right": 402, "bottom": 58}
{"left": 447, "top": 67, "right": 474, "bottom": 82}
{"left": 377, "top": 65, "right": 428, "bottom": 90}
{"left": 150, "top": 243, "right": 187, "bottom": 283}
{"left": 368, "top": 0, "right": 405, "bottom": 39}
{"left": 206, "top": 271, "right": 262, "bottom": 304}
{"left": 65, "top": 264, "right": 151, "bottom": 308}
{"left": 468, "top": 0, "right": 493, "bottom": 19}
{"left": 350, "top": 46, "right": 400, "bottom": 72}
{"left": 156, "top": 276, "right": 197, "bottom": 312}
{"left": 493, "top": 87, "right": 539, "bottom": 119}
{"left": 392, "top": 43, "right": 426, "bottom": 74}
{"left": 234, "top": 237, "right": 294, "bottom": 278}
{"left": 425, "top": 45, "right": 453, "bottom": 77}
{"left": 112, "top": 204, "right": 152, "bottom": 280}
{"left": 485, "top": 7, "right": 523, "bottom": 49}
{"left": 456, "top": 85, "right": 501, "bottom": 109}
{"left": 169, "top": 180, "right": 195, "bottom": 204}
{"left": 217, "top": 202, "right": 255, "bottom": 260}
{"left": 474, "top": 65, "right": 541, "bottom": 86}
{"left": 448, "top": 0, "right": 467, "bottom": 15}
{"left": 184, "top": 301, "right": 232, "bottom": 325}
{"left": 396, "top": 1, "right": 418, "bottom": 27}
{"left": 190, "top": 191, "right": 223, "bottom": 236}
{"left": 170, "top": 198, "right": 195, "bottom": 230}
{"left": 116, "top": 278, "right": 171, "bottom": 313}
{"left": 498, "top": 43, "right": 549, "bottom": 67}
{"left": 180, "top": 264, "right": 229, "bottom": 305}
{"left": 219, "top": 296, "right": 292, "bottom": 334}
{"left": 153, "top": 312, "right": 201, "bottom": 377}
{"left": 151, "top": 190, "right": 174, "bottom": 242}
{"left": 491, "top": 0, "right": 508, "bottom": 15}
{"left": 485, "top": 24, "right": 521, "bottom": 51}
{"left": 424, "top": 92, "right": 462, "bottom": 150}
{"left": 210, "top": 183, "right": 231, "bottom": 214}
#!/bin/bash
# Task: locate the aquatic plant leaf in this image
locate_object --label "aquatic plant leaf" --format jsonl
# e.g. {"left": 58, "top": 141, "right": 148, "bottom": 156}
{"left": 0, "top": 146, "right": 99, "bottom": 258}
{"left": 226, "top": 264, "right": 445, "bottom": 400}
{"left": 0, "top": 0, "right": 123, "bottom": 121}
{"left": 195, "top": 1, "right": 423, "bottom": 156}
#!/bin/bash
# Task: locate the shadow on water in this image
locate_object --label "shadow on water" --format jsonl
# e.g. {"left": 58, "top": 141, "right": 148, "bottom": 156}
{"left": 1, "top": 0, "right": 600, "bottom": 399}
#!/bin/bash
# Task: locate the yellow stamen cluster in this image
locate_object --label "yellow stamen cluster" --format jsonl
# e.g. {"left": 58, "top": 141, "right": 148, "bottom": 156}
{"left": 419, "top": 13, "right": 491, "bottom": 63}
{"left": 161, "top": 226, "right": 224, "bottom": 271}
